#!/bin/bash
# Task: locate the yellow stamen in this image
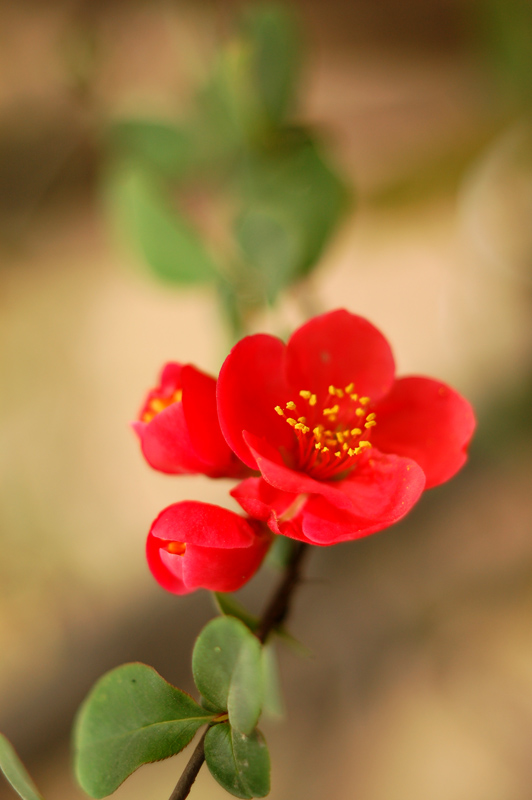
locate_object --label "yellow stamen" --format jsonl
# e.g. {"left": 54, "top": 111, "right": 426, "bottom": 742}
{"left": 298, "top": 416, "right": 306, "bottom": 423}
{"left": 323, "top": 405, "right": 340, "bottom": 416}
{"left": 313, "top": 426, "right": 323, "bottom": 437}
{"left": 295, "top": 423, "right": 310, "bottom": 433}
{"left": 322, "top": 447, "right": 329, "bottom": 453}
{"left": 151, "top": 398, "right": 166, "bottom": 413}
{"left": 299, "top": 390, "right": 311, "bottom": 399}
{"left": 166, "top": 541, "right": 187, "bottom": 556}
{"left": 366, "top": 412, "right": 376, "bottom": 421}
{"left": 342, "top": 443, "right": 349, "bottom": 451}
{"left": 345, "top": 382, "right": 355, "bottom": 393}
{"left": 275, "top": 406, "right": 285, "bottom": 416}
{"left": 287, "top": 418, "right": 296, "bottom": 427}
{"left": 309, "top": 394, "right": 317, "bottom": 406}
{"left": 315, "top": 442, "right": 322, "bottom": 450}
{"left": 351, "top": 428, "right": 362, "bottom": 436}
{"left": 360, "top": 397, "right": 370, "bottom": 405}
{"left": 359, "top": 440, "right": 371, "bottom": 448}
{"left": 286, "top": 401, "right": 296, "bottom": 410}
{"left": 350, "top": 393, "right": 358, "bottom": 401}
{"left": 348, "top": 448, "right": 356, "bottom": 457}
{"left": 355, "top": 408, "right": 365, "bottom": 417}
{"left": 365, "top": 420, "right": 377, "bottom": 428}
{"left": 334, "top": 451, "right": 341, "bottom": 457}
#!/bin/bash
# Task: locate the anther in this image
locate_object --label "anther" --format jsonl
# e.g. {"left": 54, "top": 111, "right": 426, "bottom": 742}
{"left": 360, "top": 397, "right": 370, "bottom": 405}
{"left": 355, "top": 408, "right": 365, "bottom": 416}
{"left": 298, "top": 417, "right": 306, "bottom": 423}
{"left": 286, "top": 401, "right": 297, "bottom": 410}
{"left": 351, "top": 428, "right": 362, "bottom": 436}
{"left": 323, "top": 405, "right": 340, "bottom": 416}
{"left": 275, "top": 406, "right": 285, "bottom": 416}
{"left": 345, "top": 382, "right": 355, "bottom": 393}
{"left": 366, "top": 412, "right": 376, "bottom": 421}
{"left": 334, "top": 451, "right": 341, "bottom": 457}
{"left": 299, "top": 390, "right": 311, "bottom": 399}
{"left": 165, "top": 541, "right": 186, "bottom": 556}
{"left": 287, "top": 418, "right": 296, "bottom": 427}
{"left": 348, "top": 448, "right": 356, "bottom": 457}
{"left": 365, "top": 421, "right": 377, "bottom": 428}
{"left": 309, "top": 394, "right": 317, "bottom": 406}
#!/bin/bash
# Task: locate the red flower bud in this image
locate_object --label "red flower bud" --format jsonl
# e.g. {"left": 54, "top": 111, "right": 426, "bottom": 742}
{"left": 147, "top": 501, "right": 271, "bottom": 594}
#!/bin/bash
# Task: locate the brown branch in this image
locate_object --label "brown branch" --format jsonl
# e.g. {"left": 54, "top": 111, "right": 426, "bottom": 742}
{"left": 167, "top": 540, "right": 309, "bottom": 800}
{"left": 168, "top": 730, "right": 208, "bottom": 800}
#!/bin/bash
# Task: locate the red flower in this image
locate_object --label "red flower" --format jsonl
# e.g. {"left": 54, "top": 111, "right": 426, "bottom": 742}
{"left": 133, "top": 362, "right": 246, "bottom": 478}
{"left": 218, "top": 309, "right": 475, "bottom": 545}
{"left": 147, "top": 501, "right": 271, "bottom": 594}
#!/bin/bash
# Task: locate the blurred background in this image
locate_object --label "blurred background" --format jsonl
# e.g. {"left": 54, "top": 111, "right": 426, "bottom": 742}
{"left": 1, "top": 0, "right": 532, "bottom": 798}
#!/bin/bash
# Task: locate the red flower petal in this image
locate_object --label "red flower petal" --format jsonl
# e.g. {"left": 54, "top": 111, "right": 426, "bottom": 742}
{"left": 286, "top": 309, "right": 396, "bottom": 403}
{"left": 217, "top": 334, "right": 295, "bottom": 469}
{"left": 150, "top": 501, "right": 256, "bottom": 548}
{"left": 146, "top": 530, "right": 187, "bottom": 594}
{"left": 183, "top": 534, "right": 270, "bottom": 592}
{"left": 231, "top": 477, "right": 298, "bottom": 522}
{"left": 299, "top": 453, "right": 425, "bottom": 544}
{"left": 181, "top": 365, "right": 243, "bottom": 477}
{"left": 133, "top": 403, "right": 210, "bottom": 475}
{"left": 372, "top": 377, "right": 476, "bottom": 489}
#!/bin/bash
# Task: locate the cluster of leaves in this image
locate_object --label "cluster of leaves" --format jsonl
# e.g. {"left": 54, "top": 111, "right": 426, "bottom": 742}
{"left": 106, "top": 4, "right": 348, "bottom": 334}
{"left": 1, "top": 596, "right": 288, "bottom": 800}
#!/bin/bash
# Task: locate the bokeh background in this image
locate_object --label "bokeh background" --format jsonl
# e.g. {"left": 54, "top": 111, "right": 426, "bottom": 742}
{"left": 1, "top": 1, "right": 532, "bottom": 799}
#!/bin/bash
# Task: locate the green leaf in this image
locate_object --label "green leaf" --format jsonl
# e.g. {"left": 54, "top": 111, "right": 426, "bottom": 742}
{"left": 107, "top": 165, "right": 219, "bottom": 285}
{"left": 205, "top": 723, "right": 270, "bottom": 799}
{"left": 235, "top": 134, "right": 348, "bottom": 298}
{"left": 74, "top": 663, "right": 213, "bottom": 798}
{"left": 213, "top": 593, "right": 259, "bottom": 632}
{"left": 241, "top": 4, "right": 300, "bottom": 126}
{"left": 261, "top": 643, "right": 284, "bottom": 720}
{"left": 0, "top": 734, "right": 44, "bottom": 800}
{"left": 108, "top": 119, "right": 192, "bottom": 178}
{"left": 192, "top": 617, "right": 264, "bottom": 734}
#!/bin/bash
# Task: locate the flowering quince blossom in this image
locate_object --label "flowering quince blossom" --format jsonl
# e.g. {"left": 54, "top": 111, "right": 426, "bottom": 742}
{"left": 218, "top": 309, "right": 475, "bottom": 546}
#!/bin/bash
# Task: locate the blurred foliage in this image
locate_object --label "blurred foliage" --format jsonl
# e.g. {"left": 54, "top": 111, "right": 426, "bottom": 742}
{"left": 476, "top": 0, "right": 532, "bottom": 110}
{"left": 104, "top": 3, "right": 349, "bottom": 338}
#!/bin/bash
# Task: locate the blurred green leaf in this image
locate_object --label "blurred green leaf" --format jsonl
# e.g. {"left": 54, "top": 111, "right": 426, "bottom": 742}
{"left": 74, "top": 663, "right": 213, "bottom": 798}
{"left": 261, "top": 642, "right": 285, "bottom": 720}
{"left": 478, "top": 0, "right": 532, "bottom": 105}
{"left": 108, "top": 165, "right": 219, "bottom": 285}
{"left": 0, "top": 734, "right": 44, "bottom": 800}
{"left": 213, "top": 593, "right": 259, "bottom": 632}
{"left": 192, "top": 617, "right": 264, "bottom": 734}
{"left": 235, "top": 134, "right": 348, "bottom": 299}
{"left": 108, "top": 120, "right": 192, "bottom": 178}
{"left": 205, "top": 723, "right": 270, "bottom": 799}
{"left": 241, "top": 3, "right": 300, "bottom": 127}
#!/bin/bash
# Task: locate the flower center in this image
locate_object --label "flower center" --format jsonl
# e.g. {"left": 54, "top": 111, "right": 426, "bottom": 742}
{"left": 162, "top": 540, "right": 187, "bottom": 556}
{"left": 274, "top": 382, "right": 377, "bottom": 479}
{"left": 141, "top": 388, "right": 182, "bottom": 423}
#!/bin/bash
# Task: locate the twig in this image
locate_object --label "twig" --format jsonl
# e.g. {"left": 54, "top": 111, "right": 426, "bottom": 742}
{"left": 167, "top": 540, "right": 309, "bottom": 800}
{"left": 168, "top": 730, "right": 208, "bottom": 800}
